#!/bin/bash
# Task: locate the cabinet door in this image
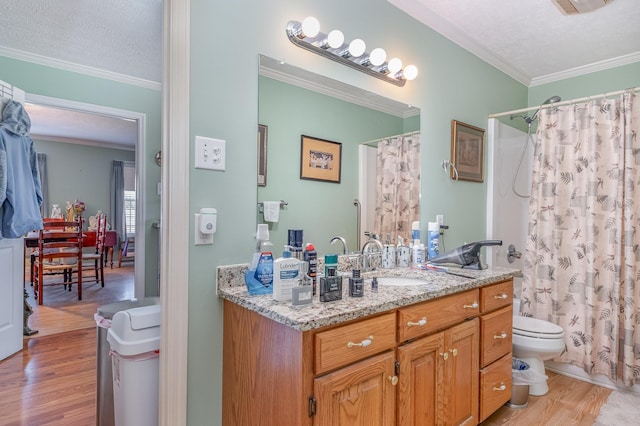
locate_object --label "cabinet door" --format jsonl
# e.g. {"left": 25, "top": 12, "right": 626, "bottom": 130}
{"left": 314, "top": 351, "right": 396, "bottom": 426}
{"left": 444, "top": 319, "right": 479, "bottom": 426}
{"left": 397, "top": 332, "right": 445, "bottom": 426}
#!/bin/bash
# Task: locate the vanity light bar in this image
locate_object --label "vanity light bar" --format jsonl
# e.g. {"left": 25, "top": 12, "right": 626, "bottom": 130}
{"left": 286, "top": 17, "right": 418, "bottom": 87}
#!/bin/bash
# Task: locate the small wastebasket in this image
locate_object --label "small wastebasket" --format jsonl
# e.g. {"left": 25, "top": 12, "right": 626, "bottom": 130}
{"left": 107, "top": 304, "right": 161, "bottom": 426}
{"left": 508, "top": 358, "right": 531, "bottom": 408}
{"left": 96, "top": 297, "right": 159, "bottom": 426}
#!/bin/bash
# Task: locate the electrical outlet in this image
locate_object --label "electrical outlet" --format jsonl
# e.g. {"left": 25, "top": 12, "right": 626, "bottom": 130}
{"left": 436, "top": 215, "right": 444, "bottom": 226}
{"left": 195, "top": 136, "right": 226, "bottom": 171}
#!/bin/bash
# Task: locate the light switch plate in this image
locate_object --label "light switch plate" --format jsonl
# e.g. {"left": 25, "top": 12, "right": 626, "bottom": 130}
{"left": 195, "top": 136, "right": 226, "bottom": 171}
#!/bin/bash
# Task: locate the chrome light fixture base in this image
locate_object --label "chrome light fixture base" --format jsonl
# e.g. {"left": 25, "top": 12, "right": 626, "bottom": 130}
{"left": 286, "top": 20, "right": 414, "bottom": 87}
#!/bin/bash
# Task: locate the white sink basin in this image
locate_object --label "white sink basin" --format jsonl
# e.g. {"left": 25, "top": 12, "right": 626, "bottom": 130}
{"left": 375, "top": 277, "right": 431, "bottom": 286}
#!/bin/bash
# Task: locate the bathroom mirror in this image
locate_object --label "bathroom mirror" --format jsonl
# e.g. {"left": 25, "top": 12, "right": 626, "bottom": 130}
{"left": 258, "top": 55, "right": 420, "bottom": 256}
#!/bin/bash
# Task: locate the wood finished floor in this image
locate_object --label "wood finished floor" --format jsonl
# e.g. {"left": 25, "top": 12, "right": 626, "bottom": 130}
{"left": 2, "top": 265, "right": 614, "bottom": 425}
{"left": 0, "top": 265, "right": 134, "bottom": 425}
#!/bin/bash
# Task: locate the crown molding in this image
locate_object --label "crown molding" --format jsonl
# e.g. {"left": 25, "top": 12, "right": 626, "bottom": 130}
{"left": 0, "top": 46, "right": 161, "bottom": 91}
{"left": 529, "top": 51, "right": 640, "bottom": 87}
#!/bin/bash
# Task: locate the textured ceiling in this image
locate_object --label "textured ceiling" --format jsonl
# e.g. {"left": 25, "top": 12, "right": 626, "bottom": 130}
{"left": 388, "top": 0, "right": 640, "bottom": 85}
{"left": 1, "top": 0, "right": 639, "bottom": 148}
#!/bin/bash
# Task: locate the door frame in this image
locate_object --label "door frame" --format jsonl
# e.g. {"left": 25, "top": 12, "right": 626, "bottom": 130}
{"left": 25, "top": 93, "right": 147, "bottom": 294}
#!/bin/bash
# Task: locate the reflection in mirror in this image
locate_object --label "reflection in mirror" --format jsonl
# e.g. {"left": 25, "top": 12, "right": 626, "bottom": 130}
{"left": 258, "top": 55, "right": 420, "bottom": 257}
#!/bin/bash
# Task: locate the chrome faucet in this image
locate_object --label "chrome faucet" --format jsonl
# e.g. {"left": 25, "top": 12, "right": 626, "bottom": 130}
{"left": 361, "top": 233, "right": 383, "bottom": 271}
{"left": 330, "top": 236, "right": 349, "bottom": 255}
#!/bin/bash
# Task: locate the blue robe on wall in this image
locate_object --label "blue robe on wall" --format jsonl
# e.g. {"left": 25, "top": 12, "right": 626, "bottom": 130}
{"left": 0, "top": 100, "right": 43, "bottom": 239}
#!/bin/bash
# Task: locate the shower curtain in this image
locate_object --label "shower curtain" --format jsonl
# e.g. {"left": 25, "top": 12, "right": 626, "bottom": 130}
{"left": 522, "top": 91, "right": 640, "bottom": 385}
{"left": 375, "top": 133, "right": 420, "bottom": 243}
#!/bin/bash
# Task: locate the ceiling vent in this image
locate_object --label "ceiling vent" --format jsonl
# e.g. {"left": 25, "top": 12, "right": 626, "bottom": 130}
{"left": 553, "top": 0, "right": 613, "bottom": 15}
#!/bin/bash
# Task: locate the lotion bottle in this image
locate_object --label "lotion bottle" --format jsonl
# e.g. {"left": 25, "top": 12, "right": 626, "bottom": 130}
{"left": 273, "top": 245, "right": 300, "bottom": 301}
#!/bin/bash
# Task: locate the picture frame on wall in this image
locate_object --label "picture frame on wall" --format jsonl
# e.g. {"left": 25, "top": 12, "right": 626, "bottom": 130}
{"left": 257, "top": 124, "right": 268, "bottom": 186}
{"left": 451, "top": 120, "right": 485, "bottom": 182}
{"left": 300, "top": 135, "right": 342, "bottom": 183}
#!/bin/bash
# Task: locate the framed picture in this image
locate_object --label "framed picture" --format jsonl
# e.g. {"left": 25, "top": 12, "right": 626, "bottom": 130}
{"left": 300, "top": 135, "right": 342, "bottom": 183}
{"left": 257, "top": 124, "right": 268, "bottom": 186}
{"left": 451, "top": 120, "right": 485, "bottom": 182}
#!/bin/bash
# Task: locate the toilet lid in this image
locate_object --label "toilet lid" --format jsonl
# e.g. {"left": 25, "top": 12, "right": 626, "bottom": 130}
{"left": 513, "top": 315, "right": 564, "bottom": 338}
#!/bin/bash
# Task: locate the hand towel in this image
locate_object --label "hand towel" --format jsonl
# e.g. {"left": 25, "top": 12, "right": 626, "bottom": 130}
{"left": 263, "top": 201, "right": 280, "bottom": 223}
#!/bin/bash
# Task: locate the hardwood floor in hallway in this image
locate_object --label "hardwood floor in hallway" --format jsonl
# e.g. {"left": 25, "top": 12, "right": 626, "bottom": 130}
{"left": 0, "top": 266, "right": 134, "bottom": 426}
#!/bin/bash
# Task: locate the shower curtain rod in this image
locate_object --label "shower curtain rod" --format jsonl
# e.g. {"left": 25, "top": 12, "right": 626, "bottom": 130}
{"left": 365, "top": 130, "right": 420, "bottom": 145}
{"left": 489, "top": 86, "right": 640, "bottom": 119}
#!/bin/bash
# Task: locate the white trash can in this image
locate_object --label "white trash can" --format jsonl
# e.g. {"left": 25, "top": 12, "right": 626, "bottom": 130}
{"left": 107, "top": 304, "right": 161, "bottom": 426}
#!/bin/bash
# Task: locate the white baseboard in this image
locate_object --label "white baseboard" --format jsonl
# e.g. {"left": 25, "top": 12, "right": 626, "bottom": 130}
{"left": 546, "top": 361, "right": 640, "bottom": 394}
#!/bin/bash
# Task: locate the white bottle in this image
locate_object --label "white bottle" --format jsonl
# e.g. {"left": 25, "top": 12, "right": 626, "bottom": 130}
{"left": 273, "top": 246, "right": 300, "bottom": 301}
{"left": 412, "top": 239, "right": 423, "bottom": 266}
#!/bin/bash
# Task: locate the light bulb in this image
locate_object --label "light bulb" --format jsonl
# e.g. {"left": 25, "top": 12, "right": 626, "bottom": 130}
{"left": 348, "top": 39, "right": 366, "bottom": 58}
{"left": 369, "top": 48, "right": 386, "bottom": 66}
{"left": 301, "top": 16, "right": 320, "bottom": 38}
{"left": 403, "top": 65, "right": 418, "bottom": 80}
{"left": 387, "top": 57, "right": 402, "bottom": 74}
{"left": 327, "top": 30, "right": 344, "bottom": 49}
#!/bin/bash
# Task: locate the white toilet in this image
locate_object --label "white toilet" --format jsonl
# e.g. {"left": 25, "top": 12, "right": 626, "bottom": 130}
{"left": 512, "top": 298, "right": 565, "bottom": 396}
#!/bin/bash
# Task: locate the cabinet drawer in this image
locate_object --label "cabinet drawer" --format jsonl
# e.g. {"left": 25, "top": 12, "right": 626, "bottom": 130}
{"left": 479, "top": 354, "right": 512, "bottom": 422}
{"left": 480, "top": 280, "right": 513, "bottom": 313}
{"left": 314, "top": 312, "right": 396, "bottom": 375}
{"left": 480, "top": 306, "right": 513, "bottom": 367}
{"left": 398, "top": 289, "right": 479, "bottom": 342}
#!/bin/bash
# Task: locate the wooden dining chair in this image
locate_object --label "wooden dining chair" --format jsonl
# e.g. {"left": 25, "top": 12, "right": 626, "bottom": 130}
{"left": 83, "top": 214, "right": 107, "bottom": 286}
{"left": 32, "top": 218, "right": 83, "bottom": 305}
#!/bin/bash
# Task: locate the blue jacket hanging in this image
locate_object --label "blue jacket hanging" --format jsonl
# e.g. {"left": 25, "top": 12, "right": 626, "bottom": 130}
{"left": 0, "top": 100, "right": 43, "bottom": 239}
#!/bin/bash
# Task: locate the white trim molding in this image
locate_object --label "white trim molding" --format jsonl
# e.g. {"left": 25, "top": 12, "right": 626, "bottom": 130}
{"left": 159, "top": 0, "right": 190, "bottom": 424}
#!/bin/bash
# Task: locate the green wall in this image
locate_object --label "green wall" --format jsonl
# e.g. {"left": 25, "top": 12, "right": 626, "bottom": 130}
{"left": 0, "top": 55, "right": 162, "bottom": 295}
{"left": 34, "top": 140, "right": 135, "bottom": 221}
{"left": 188, "top": 0, "right": 526, "bottom": 423}
{"left": 258, "top": 75, "right": 410, "bottom": 255}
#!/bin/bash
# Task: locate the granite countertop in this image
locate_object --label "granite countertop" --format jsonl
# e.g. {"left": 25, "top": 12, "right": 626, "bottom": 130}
{"left": 217, "top": 263, "right": 520, "bottom": 332}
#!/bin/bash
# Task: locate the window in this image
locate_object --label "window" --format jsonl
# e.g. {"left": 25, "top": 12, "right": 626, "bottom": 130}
{"left": 123, "top": 162, "right": 136, "bottom": 237}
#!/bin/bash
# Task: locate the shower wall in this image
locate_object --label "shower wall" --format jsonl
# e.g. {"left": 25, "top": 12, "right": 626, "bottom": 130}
{"left": 486, "top": 118, "right": 531, "bottom": 298}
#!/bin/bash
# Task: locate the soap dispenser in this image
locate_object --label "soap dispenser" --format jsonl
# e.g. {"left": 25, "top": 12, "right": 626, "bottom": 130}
{"left": 273, "top": 245, "right": 300, "bottom": 302}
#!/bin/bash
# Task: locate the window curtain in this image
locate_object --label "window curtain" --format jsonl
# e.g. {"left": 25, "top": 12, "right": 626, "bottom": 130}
{"left": 374, "top": 133, "right": 420, "bottom": 243}
{"left": 522, "top": 91, "right": 640, "bottom": 385}
{"left": 36, "top": 153, "right": 48, "bottom": 217}
{"left": 110, "top": 160, "right": 125, "bottom": 242}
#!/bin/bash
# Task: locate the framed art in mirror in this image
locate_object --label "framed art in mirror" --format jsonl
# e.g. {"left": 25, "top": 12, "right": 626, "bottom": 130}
{"left": 300, "top": 135, "right": 342, "bottom": 183}
{"left": 451, "top": 120, "right": 485, "bottom": 182}
{"left": 258, "top": 124, "right": 268, "bottom": 186}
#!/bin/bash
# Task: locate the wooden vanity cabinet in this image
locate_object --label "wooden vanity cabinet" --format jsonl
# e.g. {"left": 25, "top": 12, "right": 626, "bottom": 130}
{"left": 478, "top": 280, "right": 513, "bottom": 422}
{"left": 222, "top": 279, "right": 514, "bottom": 426}
{"left": 397, "top": 290, "right": 479, "bottom": 426}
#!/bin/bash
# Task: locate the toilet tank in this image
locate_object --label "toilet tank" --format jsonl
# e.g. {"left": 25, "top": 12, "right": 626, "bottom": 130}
{"left": 513, "top": 298, "right": 521, "bottom": 315}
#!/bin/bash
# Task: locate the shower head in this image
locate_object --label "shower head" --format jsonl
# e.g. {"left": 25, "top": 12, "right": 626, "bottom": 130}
{"left": 543, "top": 95, "right": 562, "bottom": 105}
{"left": 530, "top": 95, "right": 562, "bottom": 122}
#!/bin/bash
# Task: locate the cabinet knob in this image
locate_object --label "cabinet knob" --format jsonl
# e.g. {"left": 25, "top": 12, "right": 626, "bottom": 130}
{"left": 388, "top": 375, "right": 398, "bottom": 386}
{"left": 463, "top": 301, "right": 479, "bottom": 309}
{"left": 449, "top": 348, "right": 458, "bottom": 357}
{"left": 493, "top": 383, "right": 507, "bottom": 391}
{"left": 407, "top": 317, "right": 427, "bottom": 327}
{"left": 493, "top": 332, "right": 508, "bottom": 340}
{"left": 347, "top": 335, "right": 374, "bottom": 348}
{"left": 494, "top": 293, "right": 508, "bottom": 300}
{"left": 440, "top": 352, "right": 449, "bottom": 360}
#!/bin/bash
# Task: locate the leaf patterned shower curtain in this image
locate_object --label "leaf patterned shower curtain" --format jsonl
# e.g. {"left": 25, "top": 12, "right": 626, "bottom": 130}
{"left": 374, "top": 133, "right": 420, "bottom": 244}
{"left": 522, "top": 91, "right": 640, "bottom": 385}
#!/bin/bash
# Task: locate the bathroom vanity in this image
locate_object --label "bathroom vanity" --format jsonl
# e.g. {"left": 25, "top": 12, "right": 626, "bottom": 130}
{"left": 217, "top": 265, "right": 518, "bottom": 426}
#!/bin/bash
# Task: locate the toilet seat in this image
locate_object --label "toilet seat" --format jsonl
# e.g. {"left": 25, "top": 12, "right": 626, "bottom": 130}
{"left": 513, "top": 315, "right": 564, "bottom": 339}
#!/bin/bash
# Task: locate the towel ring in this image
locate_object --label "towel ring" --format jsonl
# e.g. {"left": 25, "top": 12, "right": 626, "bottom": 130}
{"left": 441, "top": 160, "right": 459, "bottom": 181}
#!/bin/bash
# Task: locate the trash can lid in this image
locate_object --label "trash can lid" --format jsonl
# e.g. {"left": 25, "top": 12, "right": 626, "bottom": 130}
{"left": 97, "top": 297, "right": 160, "bottom": 319}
